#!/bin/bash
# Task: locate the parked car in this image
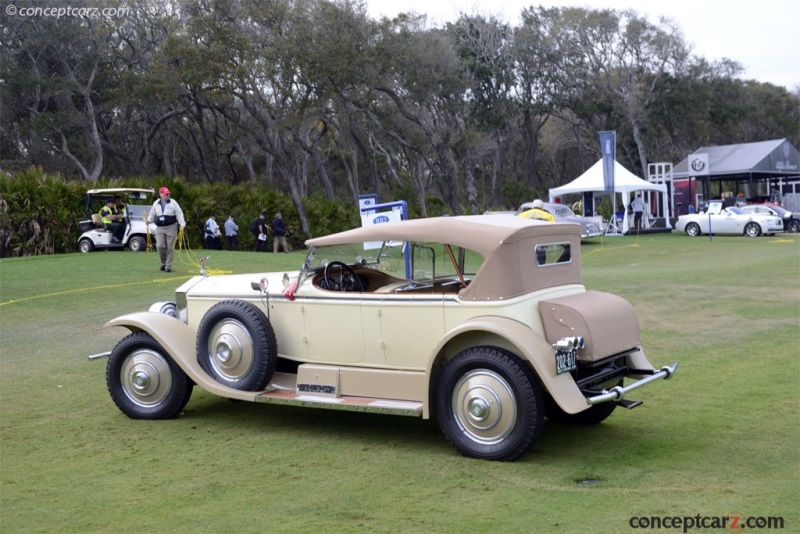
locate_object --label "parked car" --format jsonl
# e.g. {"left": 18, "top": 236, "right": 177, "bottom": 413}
{"left": 676, "top": 201, "right": 784, "bottom": 237}
{"left": 77, "top": 188, "right": 156, "bottom": 252}
{"left": 516, "top": 202, "right": 603, "bottom": 239}
{"left": 94, "top": 215, "right": 676, "bottom": 461}
{"left": 739, "top": 204, "right": 799, "bottom": 233}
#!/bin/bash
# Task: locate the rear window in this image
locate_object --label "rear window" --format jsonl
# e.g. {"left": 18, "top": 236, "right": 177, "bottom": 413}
{"left": 535, "top": 243, "right": 571, "bottom": 266}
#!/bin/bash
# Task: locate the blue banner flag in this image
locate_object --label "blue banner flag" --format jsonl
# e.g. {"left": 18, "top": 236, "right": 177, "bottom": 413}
{"left": 599, "top": 131, "right": 616, "bottom": 193}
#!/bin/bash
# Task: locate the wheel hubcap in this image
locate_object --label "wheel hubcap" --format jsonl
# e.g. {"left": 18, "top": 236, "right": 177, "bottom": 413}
{"left": 467, "top": 396, "right": 490, "bottom": 420}
{"left": 121, "top": 350, "right": 172, "bottom": 407}
{"left": 132, "top": 370, "right": 151, "bottom": 390}
{"left": 206, "top": 319, "right": 254, "bottom": 382}
{"left": 452, "top": 369, "right": 517, "bottom": 445}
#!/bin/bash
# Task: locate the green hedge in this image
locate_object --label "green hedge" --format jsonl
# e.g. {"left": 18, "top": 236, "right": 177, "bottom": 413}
{"left": 0, "top": 168, "right": 361, "bottom": 257}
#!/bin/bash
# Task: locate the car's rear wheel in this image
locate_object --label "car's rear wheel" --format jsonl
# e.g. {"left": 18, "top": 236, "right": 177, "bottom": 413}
{"left": 128, "top": 235, "right": 146, "bottom": 252}
{"left": 435, "top": 347, "right": 543, "bottom": 461}
{"left": 744, "top": 222, "right": 761, "bottom": 237}
{"left": 545, "top": 384, "right": 618, "bottom": 425}
{"left": 685, "top": 222, "right": 701, "bottom": 237}
{"left": 106, "top": 332, "right": 193, "bottom": 419}
{"left": 787, "top": 219, "right": 800, "bottom": 233}
{"left": 78, "top": 238, "right": 95, "bottom": 253}
{"left": 196, "top": 300, "right": 277, "bottom": 391}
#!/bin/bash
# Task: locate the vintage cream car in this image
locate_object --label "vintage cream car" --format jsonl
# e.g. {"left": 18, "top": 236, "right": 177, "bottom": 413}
{"left": 96, "top": 215, "right": 676, "bottom": 461}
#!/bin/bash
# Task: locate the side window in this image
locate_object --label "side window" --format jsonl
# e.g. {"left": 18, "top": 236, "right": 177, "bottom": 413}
{"left": 535, "top": 243, "right": 571, "bottom": 266}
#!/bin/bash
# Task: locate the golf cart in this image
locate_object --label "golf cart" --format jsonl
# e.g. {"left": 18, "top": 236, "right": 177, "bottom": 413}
{"left": 77, "top": 188, "right": 156, "bottom": 253}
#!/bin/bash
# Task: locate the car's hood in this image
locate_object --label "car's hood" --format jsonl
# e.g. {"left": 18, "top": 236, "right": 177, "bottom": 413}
{"left": 178, "top": 272, "right": 301, "bottom": 298}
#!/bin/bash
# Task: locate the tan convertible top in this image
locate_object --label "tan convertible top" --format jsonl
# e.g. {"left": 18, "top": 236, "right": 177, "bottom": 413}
{"left": 307, "top": 215, "right": 579, "bottom": 254}
{"left": 307, "top": 215, "right": 583, "bottom": 300}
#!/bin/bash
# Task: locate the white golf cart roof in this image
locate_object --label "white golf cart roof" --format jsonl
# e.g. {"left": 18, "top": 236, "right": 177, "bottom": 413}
{"left": 86, "top": 188, "right": 155, "bottom": 195}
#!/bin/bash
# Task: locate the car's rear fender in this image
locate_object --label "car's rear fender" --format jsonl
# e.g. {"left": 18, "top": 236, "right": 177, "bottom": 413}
{"left": 424, "top": 315, "right": 589, "bottom": 417}
{"left": 104, "top": 312, "right": 259, "bottom": 402}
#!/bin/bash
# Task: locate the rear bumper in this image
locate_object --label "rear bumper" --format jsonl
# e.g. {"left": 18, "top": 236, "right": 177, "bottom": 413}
{"left": 586, "top": 363, "right": 677, "bottom": 405}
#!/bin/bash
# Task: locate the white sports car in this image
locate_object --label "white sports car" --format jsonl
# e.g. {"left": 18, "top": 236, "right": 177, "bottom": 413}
{"left": 676, "top": 201, "right": 783, "bottom": 237}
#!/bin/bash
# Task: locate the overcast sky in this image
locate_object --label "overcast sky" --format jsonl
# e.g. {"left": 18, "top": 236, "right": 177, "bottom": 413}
{"left": 365, "top": 0, "right": 800, "bottom": 90}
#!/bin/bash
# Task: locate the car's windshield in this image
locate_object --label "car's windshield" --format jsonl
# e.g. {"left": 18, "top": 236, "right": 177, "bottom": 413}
{"left": 726, "top": 207, "right": 744, "bottom": 215}
{"left": 299, "top": 240, "right": 485, "bottom": 286}
{"left": 552, "top": 206, "right": 575, "bottom": 218}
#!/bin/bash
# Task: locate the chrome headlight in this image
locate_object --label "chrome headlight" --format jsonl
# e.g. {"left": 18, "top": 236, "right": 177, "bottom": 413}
{"left": 149, "top": 301, "right": 178, "bottom": 318}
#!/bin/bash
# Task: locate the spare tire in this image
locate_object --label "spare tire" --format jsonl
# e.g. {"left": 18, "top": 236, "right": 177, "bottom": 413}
{"left": 196, "top": 300, "right": 277, "bottom": 391}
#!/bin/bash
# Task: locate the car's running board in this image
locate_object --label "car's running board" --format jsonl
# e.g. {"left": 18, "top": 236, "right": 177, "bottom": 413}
{"left": 254, "top": 389, "right": 424, "bottom": 417}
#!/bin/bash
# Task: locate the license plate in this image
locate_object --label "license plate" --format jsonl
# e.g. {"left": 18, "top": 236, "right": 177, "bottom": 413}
{"left": 555, "top": 351, "right": 577, "bottom": 374}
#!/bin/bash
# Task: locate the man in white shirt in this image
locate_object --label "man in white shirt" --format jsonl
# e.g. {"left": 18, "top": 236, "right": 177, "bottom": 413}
{"left": 224, "top": 215, "right": 239, "bottom": 251}
{"left": 204, "top": 215, "right": 221, "bottom": 249}
{"left": 631, "top": 194, "right": 646, "bottom": 231}
{"left": 147, "top": 187, "right": 186, "bottom": 273}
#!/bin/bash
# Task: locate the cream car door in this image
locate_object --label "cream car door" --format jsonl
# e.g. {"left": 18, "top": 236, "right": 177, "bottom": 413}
{"left": 302, "top": 295, "right": 364, "bottom": 363}
{"left": 375, "top": 294, "right": 445, "bottom": 369}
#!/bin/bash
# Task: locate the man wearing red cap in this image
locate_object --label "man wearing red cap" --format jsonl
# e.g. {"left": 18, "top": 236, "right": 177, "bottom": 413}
{"left": 147, "top": 187, "right": 186, "bottom": 272}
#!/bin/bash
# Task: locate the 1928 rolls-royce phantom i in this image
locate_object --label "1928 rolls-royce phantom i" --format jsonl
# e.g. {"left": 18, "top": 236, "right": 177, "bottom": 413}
{"left": 94, "top": 215, "right": 676, "bottom": 461}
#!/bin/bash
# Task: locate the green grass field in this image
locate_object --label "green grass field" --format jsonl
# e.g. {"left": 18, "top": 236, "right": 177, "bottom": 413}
{"left": 1, "top": 234, "right": 799, "bottom": 533}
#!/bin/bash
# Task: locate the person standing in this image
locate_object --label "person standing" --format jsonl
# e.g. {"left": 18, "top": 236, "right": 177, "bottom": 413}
{"left": 255, "top": 211, "right": 269, "bottom": 252}
{"left": 100, "top": 197, "right": 125, "bottom": 243}
{"left": 631, "top": 193, "right": 646, "bottom": 231}
{"left": 148, "top": 187, "right": 186, "bottom": 272}
{"left": 224, "top": 215, "right": 239, "bottom": 251}
{"left": 271, "top": 213, "right": 289, "bottom": 253}
{"left": 204, "top": 214, "right": 221, "bottom": 249}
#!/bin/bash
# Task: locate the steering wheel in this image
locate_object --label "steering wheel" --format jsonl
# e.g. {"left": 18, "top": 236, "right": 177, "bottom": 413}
{"left": 323, "top": 261, "right": 364, "bottom": 292}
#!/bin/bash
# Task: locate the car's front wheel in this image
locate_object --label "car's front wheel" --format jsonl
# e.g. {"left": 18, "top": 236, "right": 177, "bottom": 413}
{"left": 685, "top": 222, "right": 701, "bottom": 237}
{"left": 744, "top": 222, "right": 761, "bottom": 237}
{"left": 106, "top": 332, "right": 193, "bottom": 419}
{"left": 196, "top": 300, "right": 277, "bottom": 391}
{"left": 787, "top": 219, "right": 800, "bottom": 233}
{"left": 435, "top": 347, "right": 543, "bottom": 461}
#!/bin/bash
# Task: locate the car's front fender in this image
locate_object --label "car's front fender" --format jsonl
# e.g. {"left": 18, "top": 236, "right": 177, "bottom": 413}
{"left": 425, "top": 315, "right": 589, "bottom": 417}
{"left": 104, "top": 312, "right": 259, "bottom": 402}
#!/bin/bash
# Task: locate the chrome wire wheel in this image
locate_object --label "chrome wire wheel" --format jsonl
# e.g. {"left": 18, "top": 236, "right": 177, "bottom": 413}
{"left": 451, "top": 369, "right": 517, "bottom": 445}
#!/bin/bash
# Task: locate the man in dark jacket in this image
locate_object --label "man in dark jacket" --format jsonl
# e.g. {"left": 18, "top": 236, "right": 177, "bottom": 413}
{"left": 255, "top": 212, "right": 269, "bottom": 252}
{"left": 271, "top": 213, "right": 289, "bottom": 253}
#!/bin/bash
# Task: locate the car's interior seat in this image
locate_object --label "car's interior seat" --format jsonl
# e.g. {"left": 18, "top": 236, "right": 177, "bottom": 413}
{"left": 91, "top": 213, "right": 109, "bottom": 231}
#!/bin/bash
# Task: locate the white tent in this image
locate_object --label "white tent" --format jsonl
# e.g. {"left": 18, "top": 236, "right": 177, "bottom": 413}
{"left": 548, "top": 159, "right": 671, "bottom": 233}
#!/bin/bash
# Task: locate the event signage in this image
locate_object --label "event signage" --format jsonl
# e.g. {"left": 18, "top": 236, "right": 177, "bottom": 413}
{"left": 358, "top": 194, "right": 379, "bottom": 215}
{"left": 358, "top": 195, "right": 410, "bottom": 278}
{"left": 689, "top": 153, "right": 709, "bottom": 175}
{"left": 599, "top": 131, "right": 616, "bottom": 193}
